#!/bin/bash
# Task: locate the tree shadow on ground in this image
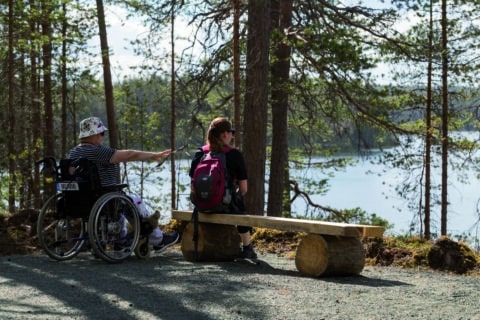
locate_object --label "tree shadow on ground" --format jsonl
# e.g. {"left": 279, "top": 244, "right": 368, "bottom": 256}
{"left": 213, "top": 255, "right": 411, "bottom": 288}
{"left": 0, "top": 251, "right": 265, "bottom": 319}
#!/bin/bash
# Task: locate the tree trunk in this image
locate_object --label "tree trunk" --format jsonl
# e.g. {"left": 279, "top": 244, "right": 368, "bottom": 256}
{"left": 60, "top": 1, "right": 68, "bottom": 157}
{"left": 233, "top": 0, "right": 242, "bottom": 148}
{"left": 96, "top": 0, "right": 118, "bottom": 149}
{"left": 29, "top": 0, "right": 42, "bottom": 207}
{"left": 170, "top": 3, "right": 177, "bottom": 209}
{"left": 244, "top": 0, "right": 271, "bottom": 215}
{"left": 268, "top": 0, "right": 292, "bottom": 217}
{"left": 41, "top": 0, "right": 54, "bottom": 158}
{"left": 41, "top": 0, "right": 55, "bottom": 196}
{"left": 424, "top": 0, "right": 433, "bottom": 240}
{"left": 7, "top": 0, "right": 16, "bottom": 213}
{"left": 440, "top": 0, "right": 448, "bottom": 235}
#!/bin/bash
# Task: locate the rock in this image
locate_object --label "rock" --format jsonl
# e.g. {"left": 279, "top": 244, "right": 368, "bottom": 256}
{"left": 427, "top": 236, "right": 477, "bottom": 274}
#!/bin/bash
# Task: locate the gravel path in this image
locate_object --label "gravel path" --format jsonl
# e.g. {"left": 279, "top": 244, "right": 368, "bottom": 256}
{"left": 1, "top": 248, "right": 479, "bottom": 320}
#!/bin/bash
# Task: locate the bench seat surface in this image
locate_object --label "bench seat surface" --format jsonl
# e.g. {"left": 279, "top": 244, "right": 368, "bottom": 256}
{"left": 172, "top": 210, "right": 384, "bottom": 238}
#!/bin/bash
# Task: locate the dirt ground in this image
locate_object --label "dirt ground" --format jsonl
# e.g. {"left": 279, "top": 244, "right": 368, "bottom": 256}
{"left": 0, "top": 209, "right": 41, "bottom": 256}
{"left": 2, "top": 250, "right": 479, "bottom": 320}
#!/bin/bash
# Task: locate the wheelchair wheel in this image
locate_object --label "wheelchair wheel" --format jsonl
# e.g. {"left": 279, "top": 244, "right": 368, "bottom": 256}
{"left": 37, "top": 194, "right": 87, "bottom": 261}
{"left": 134, "top": 238, "right": 151, "bottom": 260}
{"left": 88, "top": 192, "right": 140, "bottom": 263}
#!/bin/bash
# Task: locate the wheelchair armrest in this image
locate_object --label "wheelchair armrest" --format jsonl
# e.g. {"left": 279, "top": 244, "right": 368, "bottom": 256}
{"left": 102, "top": 184, "right": 129, "bottom": 192}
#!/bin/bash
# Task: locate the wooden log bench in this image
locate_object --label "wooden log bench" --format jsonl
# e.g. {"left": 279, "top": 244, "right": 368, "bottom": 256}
{"left": 172, "top": 210, "right": 384, "bottom": 277}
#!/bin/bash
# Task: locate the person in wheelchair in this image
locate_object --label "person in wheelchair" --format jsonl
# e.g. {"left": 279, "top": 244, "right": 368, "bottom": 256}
{"left": 68, "top": 116, "right": 179, "bottom": 253}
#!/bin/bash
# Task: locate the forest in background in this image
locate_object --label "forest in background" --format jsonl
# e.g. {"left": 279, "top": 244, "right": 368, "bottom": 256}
{"left": 1, "top": 0, "right": 480, "bottom": 240}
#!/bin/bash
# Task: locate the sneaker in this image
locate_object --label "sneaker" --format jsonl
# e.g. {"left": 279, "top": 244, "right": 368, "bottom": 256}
{"left": 239, "top": 243, "right": 257, "bottom": 259}
{"left": 153, "top": 232, "right": 180, "bottom": 253}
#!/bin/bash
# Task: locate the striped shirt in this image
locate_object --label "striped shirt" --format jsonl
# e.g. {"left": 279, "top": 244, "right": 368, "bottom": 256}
{"left": 68, "top": 144, "right": 119, "bottom": 186}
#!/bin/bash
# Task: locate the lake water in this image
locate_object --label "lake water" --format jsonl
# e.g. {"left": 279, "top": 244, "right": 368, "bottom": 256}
{"left": 288, "top": 157, "right": 480, "bottom": 237}
{"left": 133, "top": 150, "right": 480, "bottom": 239}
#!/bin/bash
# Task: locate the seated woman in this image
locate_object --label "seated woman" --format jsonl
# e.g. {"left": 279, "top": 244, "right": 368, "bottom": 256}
{"left": 189, "top": 117, "right": 256, "bottom": 259}
{"left": 68, "top": 116, "right": 179, "bottom": 252}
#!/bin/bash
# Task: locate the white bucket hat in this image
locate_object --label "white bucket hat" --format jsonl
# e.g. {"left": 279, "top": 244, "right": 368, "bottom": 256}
{"left": 78, "top": 117, "right": 108, "bottom": 139}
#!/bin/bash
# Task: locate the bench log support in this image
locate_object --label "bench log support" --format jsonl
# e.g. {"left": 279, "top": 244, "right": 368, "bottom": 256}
{"left": 295, "top": 234, "right": 364, "bottom": 277}
{"left": 181, "top": 222, "right": 240, "bottom": 262}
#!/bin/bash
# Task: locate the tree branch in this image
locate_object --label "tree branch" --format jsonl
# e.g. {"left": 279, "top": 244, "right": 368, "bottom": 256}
{"left": 289, "top": 180, "right": 347, "bottom": 222}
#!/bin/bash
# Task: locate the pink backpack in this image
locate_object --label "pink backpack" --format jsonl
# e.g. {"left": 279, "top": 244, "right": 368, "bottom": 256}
{"left": 190, "top": 145, "right": 232, "bottom": 211}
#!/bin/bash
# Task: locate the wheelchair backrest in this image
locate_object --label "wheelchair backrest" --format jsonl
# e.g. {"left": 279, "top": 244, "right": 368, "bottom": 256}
{"left": 59, "top": 158, "right": 102, "bottom": 192}
{"left": 56, "top": 158, "right": 103, "bottom": 219}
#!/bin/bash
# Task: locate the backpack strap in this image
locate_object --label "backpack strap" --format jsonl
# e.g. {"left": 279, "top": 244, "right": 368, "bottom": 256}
{"left": 192, "top": 206, "right": 199, "bottom": 262}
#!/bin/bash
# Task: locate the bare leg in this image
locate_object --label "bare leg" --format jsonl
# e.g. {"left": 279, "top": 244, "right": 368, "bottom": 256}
{"left": 238, "top": 231, "right": 257, "bottom": 259}
{"left": 239, "top": 231, "right": 251, "bottom": 246}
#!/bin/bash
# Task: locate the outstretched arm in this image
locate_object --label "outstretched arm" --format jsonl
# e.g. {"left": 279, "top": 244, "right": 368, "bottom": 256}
{"left": 110, "top": 149, "right": 171, "bottom": 164}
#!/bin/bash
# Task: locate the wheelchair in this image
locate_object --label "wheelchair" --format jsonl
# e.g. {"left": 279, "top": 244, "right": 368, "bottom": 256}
{"left": 36, "top": 157, "right": 152, "bottom": 263}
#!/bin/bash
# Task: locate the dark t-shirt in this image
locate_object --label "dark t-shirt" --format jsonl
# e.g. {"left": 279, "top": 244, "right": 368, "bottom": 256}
{"left": 68, "top": 144, "right": 119, "bottom": 187}
{"left": 189, "top": 146, "right": 248, "bottom": 187}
